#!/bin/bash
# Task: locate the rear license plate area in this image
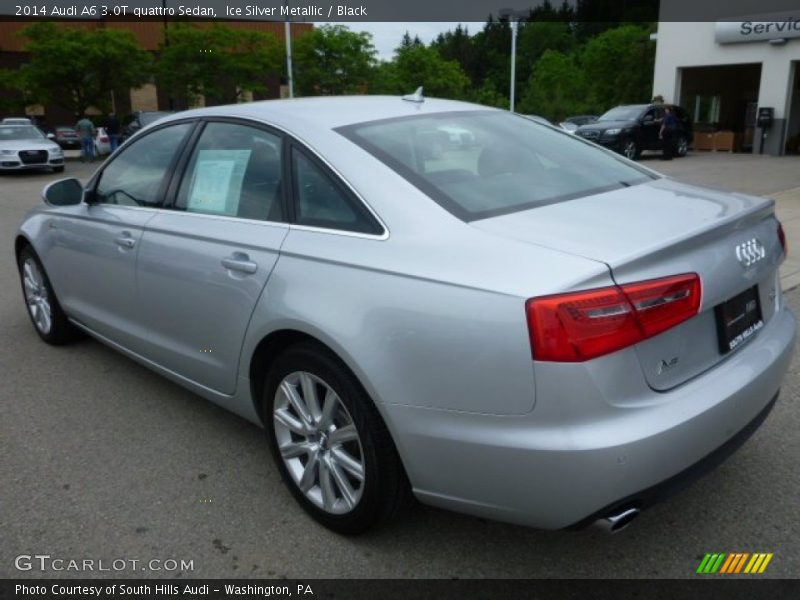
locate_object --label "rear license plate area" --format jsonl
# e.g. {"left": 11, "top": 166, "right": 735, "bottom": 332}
{"left": 715, "top": 285, "right": 764, "bottom": 354}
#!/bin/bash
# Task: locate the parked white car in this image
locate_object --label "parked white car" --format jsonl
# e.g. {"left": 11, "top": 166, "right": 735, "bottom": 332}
{"left": 2, "top": 117, "right": 33, "bottom": 125}
{"left": 94, "top": 127, "right": 112, "bottom": 156}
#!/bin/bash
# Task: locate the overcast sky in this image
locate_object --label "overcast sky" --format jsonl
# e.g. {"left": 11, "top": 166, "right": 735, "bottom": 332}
{"left": 315, "top": 22, "right": 484, "bottom": 60}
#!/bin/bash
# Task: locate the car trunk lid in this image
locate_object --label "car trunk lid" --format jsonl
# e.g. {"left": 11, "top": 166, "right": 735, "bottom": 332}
{"left": 473, "top": 177, "right": 784, "bottom": 390}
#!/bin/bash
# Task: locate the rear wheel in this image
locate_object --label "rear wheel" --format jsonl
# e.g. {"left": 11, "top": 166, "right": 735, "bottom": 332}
{"left": 622, "top": 139, "right": 639, "bottom": 160}
{"left": 17, "top": 246, "right": 81, "bottom": 345}
{"left": 263, "top": 342, "right": 410, "bottom": 534}
{"left": 53, "top": 166, "right": 64, "bottom": 173}
{"left": 676, "top": 135, "right": 689, "bottom": 157}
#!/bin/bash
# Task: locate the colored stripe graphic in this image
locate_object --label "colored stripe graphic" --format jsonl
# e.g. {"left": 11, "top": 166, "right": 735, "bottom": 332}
{"left": 734, "top": 553, "right": 749, "bottom": 573}
{"left": 719, "top": 554, "right": 736, "bottom": 573}
{"left": 697, "top": 554, "right": 712, "bottom": 574}
{"left": 698, "top": 552, "right": 773, "bottom": 574}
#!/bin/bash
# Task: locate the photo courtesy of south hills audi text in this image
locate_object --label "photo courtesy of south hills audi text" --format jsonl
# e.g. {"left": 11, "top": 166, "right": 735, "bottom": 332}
{"left": 14, "top": 584, "right": 315, "bottom": 597}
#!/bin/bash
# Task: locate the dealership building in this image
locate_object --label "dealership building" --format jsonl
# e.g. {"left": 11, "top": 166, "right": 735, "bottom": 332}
{"left": 653, "top": 17, "right": 800, "bottom": 155}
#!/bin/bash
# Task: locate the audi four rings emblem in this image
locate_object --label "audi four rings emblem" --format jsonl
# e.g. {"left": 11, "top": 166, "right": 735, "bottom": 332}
{"left": 736, "top": 238, "right": 766, "bottom": 268}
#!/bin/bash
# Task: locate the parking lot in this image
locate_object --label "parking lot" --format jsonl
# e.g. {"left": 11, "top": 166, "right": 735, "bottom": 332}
{"left": 1, "top": 153, "right": 799, "bottom": 579}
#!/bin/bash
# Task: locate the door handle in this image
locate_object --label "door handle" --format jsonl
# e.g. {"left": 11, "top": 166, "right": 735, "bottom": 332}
{"left": 221, "top": 253, "right": 257, "bottom": 274}
{"left": 114, "top": 233, "right": 135, "bottom": 249}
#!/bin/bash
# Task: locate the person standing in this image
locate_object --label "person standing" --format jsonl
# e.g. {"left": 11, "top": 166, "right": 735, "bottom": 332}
{"left": 659, "top": 106, "right": 677, "bottom": 161}
{"left": 105, "top": 113, "right": 122, "bottom": 152}
{"left": 75, "top": 115, "right": 96, "bottom": 162}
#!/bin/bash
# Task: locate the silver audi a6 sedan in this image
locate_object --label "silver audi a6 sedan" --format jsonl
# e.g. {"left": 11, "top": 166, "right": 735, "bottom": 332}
{"left": 15, "top": 96, "right": 795, "bottom": 534}
{"left": 0, "top": 124, "right": 65, "bottom": 172}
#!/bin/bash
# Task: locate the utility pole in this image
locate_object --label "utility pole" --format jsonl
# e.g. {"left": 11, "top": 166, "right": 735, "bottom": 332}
{"left": 284, "top": 4, "right": 294, "bottom": 98}
{"left": 162, "top": 0, "right": 173, "bottom": 109}
{"left": 510, "top": 18, "right": 518, "bottom": 112}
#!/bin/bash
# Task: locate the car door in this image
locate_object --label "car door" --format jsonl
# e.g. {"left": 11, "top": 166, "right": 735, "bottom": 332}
{"left": 134, "top": 120, "right": 289, "bottom": 395}
{"left": 44, "top": 121, "right": 195, "bottom": 348}
{"left": 641, "top": 107, "right": 664, "bottom": 150}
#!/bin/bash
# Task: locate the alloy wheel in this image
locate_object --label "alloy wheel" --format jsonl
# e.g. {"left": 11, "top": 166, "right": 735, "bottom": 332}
{"left": 677, "top": 136, "right": 688, "bottom": 156}
{"left": 22, "top": 258, "right": 52, "bottom": 335}
{"left": 623, "top": 140, "right": 637, "bottom": 160}
{"left": 273, "top": 371, "right": 365, "bottom": 515}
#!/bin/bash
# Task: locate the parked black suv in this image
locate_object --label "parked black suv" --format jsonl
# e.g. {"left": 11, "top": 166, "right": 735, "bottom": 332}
{"left": 575, "top": 104, "right": 693, "bottom": 160}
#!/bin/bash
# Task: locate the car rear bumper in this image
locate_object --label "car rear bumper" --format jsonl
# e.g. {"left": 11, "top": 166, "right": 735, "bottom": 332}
{"left": 383, "top": 302, "right": 795, "bottom": 529}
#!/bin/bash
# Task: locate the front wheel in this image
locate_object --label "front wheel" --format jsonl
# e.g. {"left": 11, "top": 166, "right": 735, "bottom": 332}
{"left": 263, "top": 342, "right": 410, "bottom": 534}
{"left": 622, "top": 139, "right": 639, "bottom": 160}
{"left": 17, "top": 246, "right": 81, "bottom": 344}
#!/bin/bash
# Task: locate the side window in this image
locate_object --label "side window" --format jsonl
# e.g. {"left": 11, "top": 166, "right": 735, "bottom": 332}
{"left": 95, "top": 123, "right": 192, "bottom": 207}
{"left": 174, "top": 122, "right": 284, "bottom": 222}
{"left": 291, "top": 148, "right": 381, "bottom": 234}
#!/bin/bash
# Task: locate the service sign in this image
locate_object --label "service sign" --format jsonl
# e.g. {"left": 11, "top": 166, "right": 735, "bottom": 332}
{"left": 716, "top": 17, "right": 800, "bottom": 43}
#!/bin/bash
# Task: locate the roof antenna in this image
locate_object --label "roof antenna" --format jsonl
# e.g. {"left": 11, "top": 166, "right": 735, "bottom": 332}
{"left": 402, "top": 87, "right": 424, "bottom": 103}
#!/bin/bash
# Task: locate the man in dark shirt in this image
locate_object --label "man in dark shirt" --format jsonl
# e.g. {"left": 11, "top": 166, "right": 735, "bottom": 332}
{"left": 105, "top": 113, "right": 122, "bottom": 152}
{"left": 659, "top": 107, "right": 678, "bottom": 160}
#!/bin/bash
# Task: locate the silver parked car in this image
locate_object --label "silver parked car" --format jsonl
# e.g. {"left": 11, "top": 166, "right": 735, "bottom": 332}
{"left": 0, "top": 124, "right": 65, "bottom": 172}
{"left": 15, "top": 96, "right": 795, "bottom": 534}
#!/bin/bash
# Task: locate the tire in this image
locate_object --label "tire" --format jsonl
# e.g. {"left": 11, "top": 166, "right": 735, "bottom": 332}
{"left": 17, "top": 245, "right": 81, "bottom": 345}
{"left": 263, "top": 341, "right": 411, "bottom": 534}
{"left": 53, "top": 166, "right": 64, "bottom": 173}
{"left": 622, "top": 138, "right": 639, "bottom": 160}
{"left": 676, "top": 135, "right": 689, "bottom": 157}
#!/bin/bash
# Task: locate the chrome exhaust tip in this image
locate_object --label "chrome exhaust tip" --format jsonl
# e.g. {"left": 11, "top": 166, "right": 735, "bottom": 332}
{"left": 593, "top": 507, "right": 640, "bottom": 533}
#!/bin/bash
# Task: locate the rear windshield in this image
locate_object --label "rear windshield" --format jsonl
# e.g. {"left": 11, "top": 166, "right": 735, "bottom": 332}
{"left": 337, "top": 110, "right": 654, "bottom": 221}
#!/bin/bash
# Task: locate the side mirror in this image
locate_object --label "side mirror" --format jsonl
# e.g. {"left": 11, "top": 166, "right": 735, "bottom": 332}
{"left": 642, "top": 115, "right": 654, "bottom": 124}
{"left": 46, "top": 133, "right": 56, "bottom": 140}
{"left": 42, "top": 178, "right": 84, "bottom": 206}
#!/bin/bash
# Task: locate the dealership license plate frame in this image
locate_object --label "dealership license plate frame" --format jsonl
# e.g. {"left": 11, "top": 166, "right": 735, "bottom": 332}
{"left": 715, "top": 285, "right": 764, "bottom": 355}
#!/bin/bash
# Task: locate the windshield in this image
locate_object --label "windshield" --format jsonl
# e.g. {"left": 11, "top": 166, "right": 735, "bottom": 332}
{"left": 0, "top": 126, "right": 45, "bottom": 141}
{"left": 337, "top": 110, "right": 654, "bottom": 221}
{"left": 598, "top": 106, "right": 646, "bottom": 122}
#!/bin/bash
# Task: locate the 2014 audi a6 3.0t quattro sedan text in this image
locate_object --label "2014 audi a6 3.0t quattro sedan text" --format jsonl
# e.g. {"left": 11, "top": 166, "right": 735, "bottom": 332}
{"left": 15, "top": 96, "right": 795, "bottom": 534}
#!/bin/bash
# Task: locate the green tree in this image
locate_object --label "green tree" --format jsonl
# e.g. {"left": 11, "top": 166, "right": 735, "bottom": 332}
{"left": 431, "top": 24, "right": 475, "bottom": 78}
{"left": 517, "top": 49, "right": 588, "bottom": 121}
{"left": 515, "top": 21, "right": 576, "bottom": 88}
{"left": 469, "top": 19, "right": 512, "bottom": 100}
{"left": 293, "top": 25, "right": 377, "bottom": 96}
{"left": 580, "top": 24, "right": 655, "bottom": 112}
{"left": 0, "top": 69, "right": 32, "bottom": 114}
{"left": 13, "top": 22, "right": 152, "bottom": 117}
{"left": 371, "top": 44, "right": 470, "bottom": 100}
{"left": 156, "top": 24, "right": 282, "bottom": 106}
{"left": 468, "top": 80, "right": 508, "bottom": 108}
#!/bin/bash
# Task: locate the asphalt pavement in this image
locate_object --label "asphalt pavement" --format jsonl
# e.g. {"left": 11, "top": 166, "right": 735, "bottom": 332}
{"left": 1, "top": 155, "right": 798, "bottom": 579}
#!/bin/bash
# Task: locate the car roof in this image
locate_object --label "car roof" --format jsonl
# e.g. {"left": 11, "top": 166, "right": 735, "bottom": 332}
{"left": 161, "top": 96, "right": 498, "bottom": 132}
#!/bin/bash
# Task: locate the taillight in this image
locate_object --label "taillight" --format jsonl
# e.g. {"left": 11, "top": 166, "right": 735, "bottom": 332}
{"left": 778, "top": 221, "right": 787, "bottom": 256}
{"left": 526, "top": 273, "right": 701, "bottom": 362}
